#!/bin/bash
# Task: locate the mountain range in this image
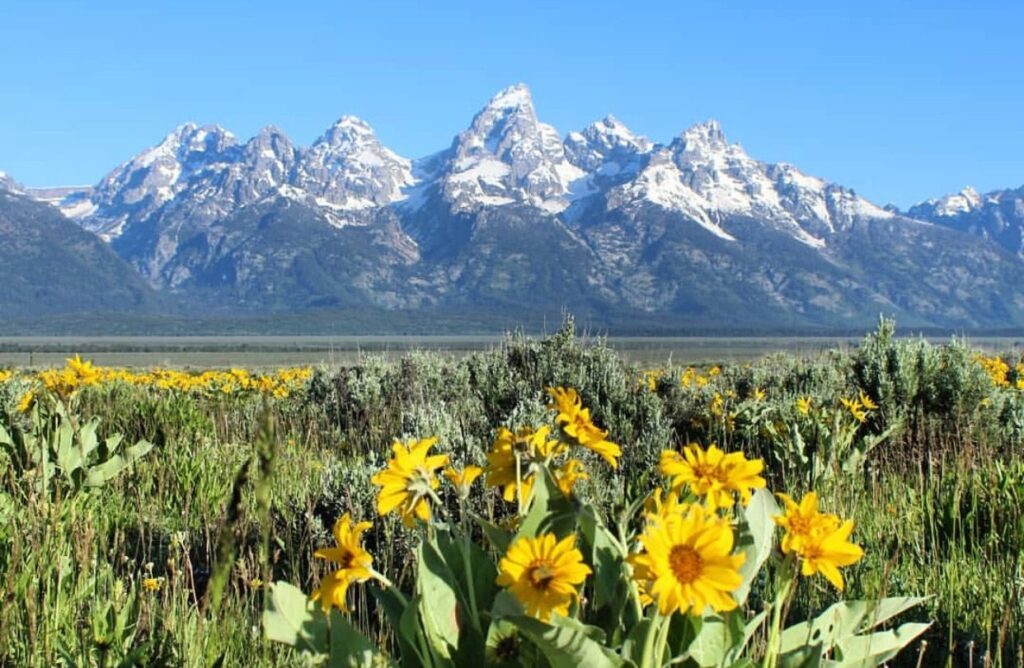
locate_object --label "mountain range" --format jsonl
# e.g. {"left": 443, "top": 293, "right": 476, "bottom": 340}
{"left": 3, "top": 83, "right": 1024, "bottom": 332}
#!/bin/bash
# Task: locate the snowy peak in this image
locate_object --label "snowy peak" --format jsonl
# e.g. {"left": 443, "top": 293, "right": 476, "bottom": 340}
{"left": 565, "top": 115, "right": 653, "bottom": 175}
{"left": 906, "top": 184, "right": 1024, "bottom": 259}
{"left": 296, "top": 115, "right": 414, "bottom": 210}
{"left": 0, "top": 170, "right": 24, "bottom": 194}
{"left": 912, "top": 186, "right": 982, "bottom": 218}
{"left": 440, "top": 84, "right": 591, "bottom": 213}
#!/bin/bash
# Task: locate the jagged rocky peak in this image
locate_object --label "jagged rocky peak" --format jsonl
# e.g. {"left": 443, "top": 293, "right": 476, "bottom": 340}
{"left": 911, "top": 186, "right": 982, "bottom": 218}
{"left": 0, "top": 170, "right": 24, "bottom": 194}
{"left": 296, "top": 115, "right": 415, "bottom": 210}
{"left": 441, "top": 83, "right": 591, "bottom": 212}
{"left": 565, "top": 115, "right": 653, "bottom": 174}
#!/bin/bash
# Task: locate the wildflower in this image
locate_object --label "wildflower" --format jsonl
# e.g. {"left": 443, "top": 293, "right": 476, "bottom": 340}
{"left": 66, "top": 355, "right": 102, "bottom": 387}
{"left": 795, "top": 396, "right": 812, "bottom": 416}
{"left": 841, "top": 397, "right": 868, "bottom": 423}
{"left": 774, "top": 492, "right": 863, "bottom": 591}
{"left": 709, "top": 393, "right": 725, "bottom": 416}
{"left": 643, "top": 487, "right": 687, "bottom": 523}
{"left": 496, "top": 533, "right": 591, "bottom": 621}
{"left": 142, "top": 577, "right": 163, "bottom": 592}
{"left": 250, "top": 578, "right": 265, "bottom": 589}
{"left": 546, "top": 387, "right": 621, "bottom": 468}
{"left": 773, "top": 492, "right": 838, "bottom": 555}
{"left": 709, "top": 366, "right": 721, "bottom": 377}
{"left": 659, "top": 443, "right": 766, "bottom": 511}
{"left": 630, "top": 504, "right": 745, "bottom": 616}
{"left": 554, "top": 459, "right": 588, "bottom": 497}
{"left": 16, "top": 390, "right": 35, "bottom": 413}
{"left": 371, "top": 437, "right": 448, "bottom": 527}
{"left": 444, "top": 465, "right": 483, "bottom": 498}
{"left": 858, "top": 390, "right": 878, "bottom": 411}
{"left": 312, "top": 513, "right": 374, "bottom": 611}
{"left": 485, "top": 426, "right": 560, "bottom": 503}
{"left": 753, "top": 388, "right": 766, "bottom": 402}
{"left": 0, "top": 370, "right": 12, "bottom": 383}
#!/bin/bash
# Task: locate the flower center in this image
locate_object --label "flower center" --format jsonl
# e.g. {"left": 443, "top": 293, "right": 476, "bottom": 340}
{"left": 668, "top": 545, "right": 703, "bottom": 584}
{"left": 789, "top": 516, "right": 811, "bottom": 535}
{"left": 528, "top": 561, "right": 557, "bottom": 591}
{"left": 339, "top": 549, "right": 356, "bottom": 569}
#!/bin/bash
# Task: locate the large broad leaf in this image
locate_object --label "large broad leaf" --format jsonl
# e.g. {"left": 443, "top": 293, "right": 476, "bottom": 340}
{"left": 828, "top": 623, "right": 931, "bottom": 667}
{"left": 856, "top": 597, "right": 929, "bottom": 632}
{"left": 516, "top": 468, "right": 577, "bottom": 541}
{"left": 436, "top": 529, "right": 500, "bottom": 621}
{"left": 262, "top": 581, "right": 328, "bottom": 655}
{"left": 416, "top": 540, "right": 461, "bottom": 661}
{"left": 687, "top": 614, "right": 735, "bottom": 667}
{"left": 85, "top": 439, "right": 153, "bottom": 487}
{"left": 327, "top": 608, "right": 381, "bottom": 668}
{"left": 734, "top": 488, "right": 778, "bottom": 605}
{"left": 508, "top": 615, "right": 628, "bottom": 668}
{"left": 473, "top": 513, "right": 513, "bottom": 553}
{"left": 577, "top": 503, "right": 628, "bottom": 611}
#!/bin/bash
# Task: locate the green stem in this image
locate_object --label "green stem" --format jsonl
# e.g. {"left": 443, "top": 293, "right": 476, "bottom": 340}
{"left": 762, "top": 560, "right": 798, "bottom": 668}
{"left": 459, "top": 504, "right": 483, "bottom": 632}
{"left": 640, "top": 613, "right": 669, "bottom": 668}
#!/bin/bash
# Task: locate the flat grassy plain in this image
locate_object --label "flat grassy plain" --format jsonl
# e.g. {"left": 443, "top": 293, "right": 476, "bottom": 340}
{"left": 0, "top": 322, "right": 1021, "bottom": 666}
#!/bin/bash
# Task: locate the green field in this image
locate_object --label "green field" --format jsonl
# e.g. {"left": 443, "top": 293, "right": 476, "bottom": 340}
{"left": 0, "top": 321, "right": 1021, "bottom": 666}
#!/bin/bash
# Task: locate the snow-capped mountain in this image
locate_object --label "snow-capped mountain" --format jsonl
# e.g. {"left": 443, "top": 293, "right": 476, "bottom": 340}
{"left": 22, "top": 84, "right": 1024, "bottom": 328}
{"left": 907, "top": 185, "right": 1024, "bottom": 259}
{"left": 0, "top": 170, "right": 23, "bottom": 194}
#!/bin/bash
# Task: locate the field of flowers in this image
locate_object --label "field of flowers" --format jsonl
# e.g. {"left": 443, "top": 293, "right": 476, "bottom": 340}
{"left": 0, "top": 319, "right": 1021, "bottom": 666}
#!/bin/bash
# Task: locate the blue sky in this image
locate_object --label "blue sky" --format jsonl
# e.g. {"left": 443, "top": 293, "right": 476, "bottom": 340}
{"left": 2, "top": 0, "right": 1021, "bottom": 207}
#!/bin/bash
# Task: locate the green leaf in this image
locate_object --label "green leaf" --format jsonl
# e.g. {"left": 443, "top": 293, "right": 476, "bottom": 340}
{"left": 508, "top": 615, "right": 628, "bottom": 668}
{"left": 856, "top": 597, "right": 929, "bottom": 632}
{"left": 369, "top": 585, "right": 423, "bottom": 667}
{"left": 735, "top": 488, "right": 778, "bottom": 605}
{"left": 416, "top": 540, "right": 461, "bottom": 660}
{"left": 262, "top": 581, "right": 328, "bottom": 656}
{"left": 472, "top": 513, "right": 512, "bottom": 553}
{"left": 85, "top": 439, "right": 153, "bottom": 487}
{"left": 516, "top": 468, "right": 576, "bottom": 541}
{"left": 577, "top": 503, "right": 627, "bottom": 611}
{"left": 687, "top": 614, "right": 734, "bottom": 667}
{"left": 436, "top": 529, "right": 500, "bottom": 620}
{"left": 327, "top": 608, "right": 381, "bottom": 668}
{"left": 829, "top": 623, "right": 930, "bottom": 667}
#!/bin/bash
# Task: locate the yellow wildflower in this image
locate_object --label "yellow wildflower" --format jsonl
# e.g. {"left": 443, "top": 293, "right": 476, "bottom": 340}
{"left": 16, "top": 390, "right": 36, "bottom": 414}
{"left": 554, "top": 459, "right": 588, "bottom": 497}
{"left": 630, "top": 503, "right": 745, "bottom": 616}
{"left": 659, "top": 443, "right": 766, "bottom": 511}
{"left": 485, "top": 426, "right": 560, "bottom": 503}
{"left": 312, "top": 513, "right": 374, "bottom": 611}
{"left": 496, "top": 533, "right": 591, "bottom": 621}
{"left": 546, "top": 387, "right": 621, "bottom": 468}
{"left": 774, "top": 492, "right": 863, "bottom": 591}
{"left": 795, "top": 396, "right": 812, "bottom": 415}
{"left": 370, "top": 437, "right": 448, "bottom": 527}
{"left": 444, "top": 465, "right": 484, "bottom": 498}
{"left": 141, "top": 577, "right": 163, "bottom": 592}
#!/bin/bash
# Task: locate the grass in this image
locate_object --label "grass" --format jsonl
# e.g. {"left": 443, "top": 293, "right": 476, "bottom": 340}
{"left": 0, "top": 318, "right": 1021, "bottom": 666}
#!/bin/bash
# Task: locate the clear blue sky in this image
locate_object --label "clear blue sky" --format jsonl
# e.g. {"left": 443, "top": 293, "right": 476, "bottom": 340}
{"left": 2, "top": 0, "right": 1021, "bottom": 207}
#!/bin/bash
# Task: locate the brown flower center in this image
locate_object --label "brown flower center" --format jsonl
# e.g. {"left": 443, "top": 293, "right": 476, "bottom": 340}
{"left": 669, "top": 545, "right": 703, "bottom": 584}
{"left": 528, "top": 561, "right": 557, "bottom": 591}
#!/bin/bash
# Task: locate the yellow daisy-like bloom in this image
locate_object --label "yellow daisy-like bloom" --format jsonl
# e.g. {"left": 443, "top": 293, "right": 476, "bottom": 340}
{"left": 545, "top": 387, "right": 621, "bottom": 468}
{"left": 554, "top": 458, "right": 588, "bottom": 497}
{"left": 444, "top": 465, "right": 484, "bottom": 498}
{"left": 312, "top": 513, "right": 374, "bottom": 611}
{"left": 631, "top": 504, "right": 745, "bottom": 616}
{"left": 795, "top": 396, "right": 812, "bottom": 416}
{"left": 496, "top": 533, "right": 592, "bottom": 621}
{"left": 643, "top": 486, "right": 688, "bottom": 523}
{"left": 858, "top": 390, "right": 878, "bottom": 411}
{"left": 659, "top": 443, "right": 766, "bottom": 511}
{"left": 798, "top": 519, "right": 864, "bottom": 591}
{"left": 141, "top": 577, "right": 164, "bottom": 592}
{"left": 370, "top": 437, "right": 448, "bottom": 527}
{"left": 15, "top": 390, "right": 36, "bottom": 414}
{"left": 773, "top": 492, "right": 839, "bottom": 555}
{"left": 774, "top": 492, "right": 863, "bottom": 591}
{"left": 0, "top": 370, "right": 12, "bottom": 383}
{"left": 66, "top": 355, "right": 102, "bottom": 387}
{"left": 841, "top": 397, "right": 868, "bottom": 423}
{"left": 485, "top": 426, "right": 561, "bottom": 503}
{"left": 753, "top": 388, "right": 767, "bottom": 402}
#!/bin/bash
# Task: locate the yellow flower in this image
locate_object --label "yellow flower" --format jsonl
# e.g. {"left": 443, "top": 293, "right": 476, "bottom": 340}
{"left": 753, "top": 388, "right": 766, "bottom": 402}
{"left": 841, "top": 397, "right": 868, "bottom": 423}
{"left": 630, "top": 504, "right": 745, "bottom": 616}
{"left": 546, "top": 387, "right": 621, "bottom": 468}
{"left": 798, "top": 519, "right": 864, "bottom": 591}
{"left": 16, "top": 390, "right": 35, "bottom": 414}
{"left": 554, "top": 459, "right": 588, "bottom": 497}
{"left": 312, "top": 513, "right": 374, "bottom": 611}
{"left": 709, "top": 393, "right": 725, "bottom": 416}
{"left": 774, "top": 492, "right": 863, "bottom": 591}
{"left": 0, "top": 370, "right": 12, "bottom": 383}
{"left": 795, "top": 396, "right": 812, "bottom": 416}
{"left": 485, "top": 426, "right": 559, "bottom": 503}
{"left": 496, "top": 533, "right": 591, "bottom": 621}
{"left": 643, "top": 487, "right": 687, "bottom": 523}
{"left": 709, "top": 366, "right": 721, "bottom": 377}
{"left": 659, "top": 444, "right": 766, "bottom": 511}
{"left": 773, "top": 492, "right": 839, "bottom": 555}
{"left": 66, "top": 355, "right": 102, "bottom": 387}
{"left": 444, "top": 465, "right": 484, "bottom": 498}
{"left": 141, "top": 577, "right": 163, "bottom": 592}
{"left": 858, "top": 390, "right": 878, "bottom": 411}
{"left": 371, "top": 437, "right": 448, "bottom": 527}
